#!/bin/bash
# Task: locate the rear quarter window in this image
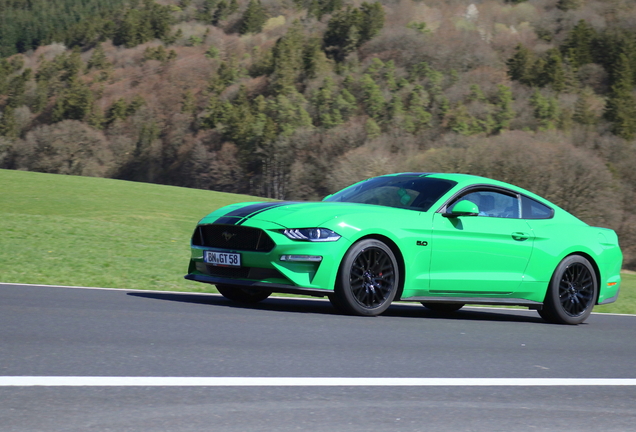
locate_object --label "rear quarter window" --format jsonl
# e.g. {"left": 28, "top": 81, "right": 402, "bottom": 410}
{"left": 521, "top": 195, "right": 554, "bottom": 219}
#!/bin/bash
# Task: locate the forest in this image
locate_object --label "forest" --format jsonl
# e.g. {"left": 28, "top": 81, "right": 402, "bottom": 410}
{"left": 0, "top": 0, "right": 635, "bottom": 268}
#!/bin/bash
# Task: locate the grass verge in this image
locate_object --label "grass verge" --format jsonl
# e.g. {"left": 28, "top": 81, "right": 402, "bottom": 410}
{"left": 0, "top": 169, "right": 633, "bottom": 314}
{"left": 0, "top": 169, "right": 269, "bottom": 292}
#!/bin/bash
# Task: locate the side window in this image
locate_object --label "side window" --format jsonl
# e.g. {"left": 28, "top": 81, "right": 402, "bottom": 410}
{"left": 450, "top": 190, "right": 520, "bottom": 218}
{"left": 521, "top": 195, "right": 554, "bottom": 219}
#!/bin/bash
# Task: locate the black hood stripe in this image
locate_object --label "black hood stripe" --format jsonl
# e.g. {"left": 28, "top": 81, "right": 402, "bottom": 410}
{"left": 213, "top": 202, "right": 299, "bottom": 225}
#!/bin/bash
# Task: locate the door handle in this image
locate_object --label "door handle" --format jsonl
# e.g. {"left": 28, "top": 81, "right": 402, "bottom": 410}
{"left": 512, "top": 232, "right": 530, "bottom": 241}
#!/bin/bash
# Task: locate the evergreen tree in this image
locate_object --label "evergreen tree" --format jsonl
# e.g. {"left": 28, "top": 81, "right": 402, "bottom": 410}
{"left": 114, "top": 8, "right": 146, "bottom": 47}
{"left": 383, "top": 60, "right": 397, "bottom": 91}
{"left": 468, "top": 84, "right": 487, "bottom": 103}
{"left": 437, "top": 96, "right": 450, "bottom": 120}
{"left": 530, "top": 57, "right": 547, "bottom": 87}
{"left": 269, "top": 90, "right": 313, "bottom": 136}
{"left": 181, "top": 90, "right": 196, "bottom": 115}
{"left": 324, "top": 3, "right": 384, "bottom": 61}
{"left": 387, "top": 94, "right": 404, "bottom": 123}
{"left": 604, "top": 53, "right": 636, "bottom": 139}
{"left": 324, "top": 5, "right": 360, "bottom": 59}
{"left": 271, "top": 23, "right": 305, "bottom": 92}
{"left": 359, "top": 74, "right": 385, "bottom": 120}
{"left": 239, "top": 0, "right": 267, "bottom": 35}
{"left": 87, "top": 106, "right": 105, "bottom": 130}
{"left": 219, "top": 86, "right": 256, "bottom": 149}
{"left": 594, "top": 29, "right": 636, "bottom": 85}
{"left": 107, "top": 98, "right": 128, "bottom": 124}
{"left": 304, "top": 0, "right": 343, "bottom": 20}
{"left": 201, "top": 94, "right": 223, "bottom": 129}
{"left": 562, "top": 20, "right": 596, "bottom": 68}
{"left": 127, "top": 95, "right": 145, "bottom": 116}
{"left": 0, "top": 106, "right": 18, "bottom": 138}
{"left": 404, "top": 86, "right": 432, "bottom": 133}
{"left": 212, "top": 0, "right": 230, "bottom": 24}
{"left": 557, "top": 0, "right": 581, "bottom": 11}
{"left": 365, "top": 117, "right": 381, "bottom": 138}
{"left": 52, "top": 77, "right": 94, "bottom": 122}
{"left": 312, "top": 77, "right": 337, "bottom": 128}
{"left": 447, "top": 103, "right": 477, "bottom": 135}
{"left": 113, "top": 0, "right": 173, "bottom": 48}
{"left": 60, "top": 50, "right": 84, "bottom": 83}
{"left": 5, "top": 68, "right": 32, "bottom": 108}
{"left": 303, "top": 38, "right": 332, "bottom": 79}
{"left": 199, "top": 0, "right": 218, "bottom": 24}
{"left": 0, "top": 0, "right": 127, "bottom": 57}
{"left": 506, "top": 44, "right": 535, "bottom": 85}
{"left": 358, "top": 2, "right": 385, "bottom": 44}
{"left": 530, "top": 90, "right": 560, "bottom": 131}
{"left": 334, "top": 88, "right": 357, "bottom": 121}
{"left": 209, "top": 57, "right": 242, "bottom": 93}
{"left": 542, "top": 49, "right": 566, "bottom": 92}
{"left": 87, "top": 43, "right": 111, "bottom": 70}
{"left": 573, "top": 87, "right": 597, "bottom": 126}
{"left": 366, "top": 57, "right": 385, "bottom": 78}
{"left": 429, "top": 73, "right": 445, "bottom": 99}
{"left": 31, "top": 82, "right": 49, "bottom": 113}
{"left": 492, "top": 85, "right": 515, "bottom": 133}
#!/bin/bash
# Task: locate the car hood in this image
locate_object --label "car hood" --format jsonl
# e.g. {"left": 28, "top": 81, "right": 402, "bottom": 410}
{"left": 218, "top": 201, "right": 403, "bottom": 228}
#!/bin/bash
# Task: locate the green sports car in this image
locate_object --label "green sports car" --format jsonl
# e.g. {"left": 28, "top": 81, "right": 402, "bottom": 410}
{"left": 185, "top": 173, "right": 622, "bottom": 324}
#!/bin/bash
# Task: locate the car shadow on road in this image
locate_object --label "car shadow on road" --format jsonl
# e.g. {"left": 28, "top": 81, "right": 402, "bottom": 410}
{"left": 127, "top": 292, "right": 547, "bottom": 324}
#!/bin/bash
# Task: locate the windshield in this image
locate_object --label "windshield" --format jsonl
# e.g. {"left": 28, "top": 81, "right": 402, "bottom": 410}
{"left": 324, "top": 176, "right": 457, "bottom": 212}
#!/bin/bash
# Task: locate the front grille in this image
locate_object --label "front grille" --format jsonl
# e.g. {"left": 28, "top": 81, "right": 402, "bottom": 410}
{"left": 193, "top": 225, "right": 275, "bottom": 252}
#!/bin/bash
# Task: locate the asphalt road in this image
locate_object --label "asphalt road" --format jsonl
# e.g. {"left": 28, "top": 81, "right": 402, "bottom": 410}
{"left": 2, "top": 283, "right": 636, "bottom": 431}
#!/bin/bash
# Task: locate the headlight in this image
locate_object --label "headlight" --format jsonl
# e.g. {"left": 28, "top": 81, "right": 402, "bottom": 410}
{"left": 282, "top": 228, "right": 341, "bottom": 242}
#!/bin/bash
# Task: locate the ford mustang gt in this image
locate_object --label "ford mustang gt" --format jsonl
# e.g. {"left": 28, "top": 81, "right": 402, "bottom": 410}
{"left": 185, "top": 173, "right": 622, "bottom": 324}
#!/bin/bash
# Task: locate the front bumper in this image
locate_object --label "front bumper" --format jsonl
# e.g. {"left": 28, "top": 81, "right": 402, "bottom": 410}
{"left": 186, "top": 222, "right": 352, "bottom": 294}
{"left": 184, "top": 273, "right": 335, "bottom": 297}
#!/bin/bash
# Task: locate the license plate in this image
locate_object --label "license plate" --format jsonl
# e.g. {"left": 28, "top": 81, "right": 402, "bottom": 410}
{"left": 203, "top": 251, "right": 241, "bottom": 267}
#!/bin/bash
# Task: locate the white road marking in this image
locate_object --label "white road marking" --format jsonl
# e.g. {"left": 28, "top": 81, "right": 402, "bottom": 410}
{"left": 2, "top": 377, "right": 636, "bottom": 387}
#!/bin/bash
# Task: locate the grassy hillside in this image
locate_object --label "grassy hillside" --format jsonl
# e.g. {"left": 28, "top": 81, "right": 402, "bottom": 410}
{"left": 0, "top": 169, "right": 633, "bottom": 315}
{"left": 0, "top": 169, "right": 270, "bottom": 292}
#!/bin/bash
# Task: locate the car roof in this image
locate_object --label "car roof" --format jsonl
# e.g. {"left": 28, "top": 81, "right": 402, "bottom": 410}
{"left": 380, "top": 172, "right": 553, "bottom": 205}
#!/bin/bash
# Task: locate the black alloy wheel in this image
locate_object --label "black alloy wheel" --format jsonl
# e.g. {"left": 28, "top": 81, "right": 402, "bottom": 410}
{"left": 216, "top": 284, "right": 272, "bottom": 304}
{"left": 540, "top": 255, "right": 598, "bottom": 325}
{"left": 332, "top": 239, "right": 399, "bottom": 316}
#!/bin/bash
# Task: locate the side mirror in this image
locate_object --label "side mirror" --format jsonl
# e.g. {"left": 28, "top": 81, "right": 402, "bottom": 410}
{"left": 443, "top": 200, "right": 479, "bottom": 218}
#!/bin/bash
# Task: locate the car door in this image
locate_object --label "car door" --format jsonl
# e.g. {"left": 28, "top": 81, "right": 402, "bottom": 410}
{"left": 428, "top": 189, "right": 535, "bottom": 295}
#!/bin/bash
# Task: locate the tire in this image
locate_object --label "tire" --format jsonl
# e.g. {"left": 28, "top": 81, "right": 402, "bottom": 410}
{"left": 539, "top": 255, "right": 598, "bottom": 325}
{"left": 216, "top": 284, "right": 272, "bottom": 304}
{"left": 421, "top": 303, "right": 464, "bottom": 313}
{"left": 334, "top": 239, "right": 399, "bottom": 316}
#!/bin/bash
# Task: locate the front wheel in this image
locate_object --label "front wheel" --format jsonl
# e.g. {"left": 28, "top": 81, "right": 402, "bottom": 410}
{"left": 333, "top": 239, "right": 399, "bottom": 316}
{"left": 216, "top": 284, "right": 272, "bottom": 304}
{"left": 539, "top": 255, "right": 598, "bottom": 325}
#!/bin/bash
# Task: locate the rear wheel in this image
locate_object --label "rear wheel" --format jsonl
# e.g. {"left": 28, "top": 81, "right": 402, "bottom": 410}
{"left": 216, "top": 284, "right": 272, "bottom": 304}
{"left": 421, "top": 303, "right": 464, "bottom": 313}
{"left": 333, "top": 239, "right": 399, "bottom": 316}
{"left": 539, "top": 255, "right": 597, "bottom": 325}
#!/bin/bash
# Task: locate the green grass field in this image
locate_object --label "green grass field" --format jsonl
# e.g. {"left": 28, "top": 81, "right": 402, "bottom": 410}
{"left": 1, "top": 169, "right": 633, "bottom": 315}
{"left": 0, "top": 169, "right": 270, "bottom": 293}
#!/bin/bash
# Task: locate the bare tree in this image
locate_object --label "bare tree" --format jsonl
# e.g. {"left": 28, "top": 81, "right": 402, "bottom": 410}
{"left": 18, "top": 121, "right": 112, "bottom": 177}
